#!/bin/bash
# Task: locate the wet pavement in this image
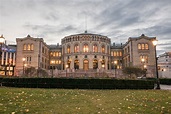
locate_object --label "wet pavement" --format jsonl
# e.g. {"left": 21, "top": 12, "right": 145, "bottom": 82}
{"left": 160, "top": 85, "right": 171, "bottom": 90}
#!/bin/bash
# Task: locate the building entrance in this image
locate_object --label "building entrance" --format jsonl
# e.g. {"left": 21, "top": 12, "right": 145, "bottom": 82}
{"left": 83, "top": 59, "right": 89, "bottom": 70}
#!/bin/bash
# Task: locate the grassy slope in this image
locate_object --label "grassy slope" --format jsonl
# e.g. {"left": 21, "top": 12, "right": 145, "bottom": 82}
{"left": 0, "top": 87, "right": 171, "bottom": 114}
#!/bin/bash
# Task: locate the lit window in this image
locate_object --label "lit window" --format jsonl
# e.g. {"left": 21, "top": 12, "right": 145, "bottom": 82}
{"left": 23, "top": 44, "right": 27, "bottom": 50}
{"left": 83, "top": 44, "right": 89, "bottom": 52}
{"left": 145, "top": 44, "right": 149, "bottom": 49}
{"left": 138, "top": 43, "right": 149, "bottom": 50}
{"left": 138, "top": 44, "right": 141, "bottom": 49}
{"left": 117, "top": 52, "right": 119, "bottom": 56}
{"left": 27, "top": 44, "right": 31, "bottom": 50}
{"left": 50, "top": 52, "right": 53, "bottom": 57}
{"left": 120, "top": 52, "right": 122, "bottom": 56}
{"left": 74, "top": 44, "right": 79, "bottom": 53}
{"left": 59, "top": 60, "right": 61, "bottom": 64}
{"left": 114, "top": 52, "right": 116, "bottom": 56}
{"left": 59, "top": 52, "right": 61, "bottom": 56}
{"left": 51, "top": 60, "right": 55, "bottom": 64}
{"left": 56, "top": 52, "right": 58, "bottom": 56}
{"left": 111, "top": 51, "right": 113, "bottom": 56}
{"left": 93, "top": 44, "right": 98, "bottom": 52}
{"left": 140, "top": 55, "right": 148, "bottom": 63}
{"left": 101, "top": 45, "right": 105, "bottom": 53}
{"left": 142, "top": 44, "right": 145, "bottom": 50}
{"left": 67, "top": 45, "right": 70, "bottom": 53}
{"left": 31, "top": 44, "right": 34, "bottom": 50}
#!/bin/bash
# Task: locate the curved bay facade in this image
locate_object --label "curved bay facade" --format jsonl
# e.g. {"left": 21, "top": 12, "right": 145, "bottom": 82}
{"left": 62, "top": 33, "right": 111, "bottom": 70}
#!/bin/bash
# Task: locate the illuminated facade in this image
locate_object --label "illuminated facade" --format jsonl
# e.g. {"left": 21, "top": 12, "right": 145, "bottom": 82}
{"left": 0, "top": 45, "right": 16, "bottom": 76}
{"left": 15, "top": 35, "right": 49, "bottom": 76}
{"left": 61, "top": 32, "right": 111, "bottom": 70}
{"left": 14, "top": 33, "right": 157, "bottom": 77}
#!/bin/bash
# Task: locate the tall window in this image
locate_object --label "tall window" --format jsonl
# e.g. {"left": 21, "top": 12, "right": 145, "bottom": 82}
{"left": 93, "top": 44, "right": 98, "bottom": 52}
{"left": 101, "top": 45, "right": 105, "bottom": 53}
{"left": 145, "top": 43, "right": 149, "bottom": 49}
{"left": 59, "top": 52, "right": 61, "bottom": 56}
{"left": 23, "top": 44, "right": 27, "bottom": 50}
{"left": 31, "top": 44, "right": 34, "bottom": 50}
{"left": 67, "top": 45, "right": 70, "bottom": 53}
{"left": 111, "top": 51, "right": 113, "bottom": 56}
{"left": 138, "top": 44, "right": 141, "bottom": 49}
{"left": 83, "top": 44, "right": 89, "bottom": 52}
{"left": 27, "top": 44, "right": 31, "bottom": 50}
{"left": 74, "top": 44, "right": 79, "bottom": 53}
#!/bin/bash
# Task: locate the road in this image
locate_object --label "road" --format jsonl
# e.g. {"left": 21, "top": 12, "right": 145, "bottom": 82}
{"left": 160, "top": 85, "right": 171, "bottom": 90}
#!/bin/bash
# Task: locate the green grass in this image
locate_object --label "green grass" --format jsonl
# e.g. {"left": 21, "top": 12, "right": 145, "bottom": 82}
{"left": 0, "top": 87, "right": 171, "bottom": 114}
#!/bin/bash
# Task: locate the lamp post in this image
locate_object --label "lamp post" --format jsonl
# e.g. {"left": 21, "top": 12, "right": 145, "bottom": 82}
{"left": 114, "top": 61, "right": 117, "bottom": 78}
{"left": 51, "top": 61, "right": 55, "bottom": 78}
{"left": 102, "top": 64, "right": 105, "bottom": 77}
{"left": 143, "top": 65, "right": 147, "bottom": 78}
{"left": 152, "top": 40, "right": 160, "bottom": 89}
{"left": 22, "top": 58, "right": 26, "bottom": 76}
{"left": 66, "top": 64, "right": 68, "bottom": 77}
{"left": 0, "top": 35, "right": 5, "bottom": 73}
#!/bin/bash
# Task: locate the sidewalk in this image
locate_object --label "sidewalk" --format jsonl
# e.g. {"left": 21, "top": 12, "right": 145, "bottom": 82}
{"left": 160, "top": 85, "right": 171, "bottom": 90}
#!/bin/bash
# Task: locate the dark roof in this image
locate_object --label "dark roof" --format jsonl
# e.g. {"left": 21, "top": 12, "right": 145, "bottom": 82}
{"left": 48, "top": 44, "right": 62, "bottom": 49}
{"left": 65, "top": 31, "right": 108, "bottom": 38}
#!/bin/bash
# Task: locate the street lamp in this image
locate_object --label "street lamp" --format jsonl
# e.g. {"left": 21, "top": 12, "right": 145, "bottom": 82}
{"left": 102, "top": 64, "right": 105, "bottom": 77}
{"left": 152, "top": 39, "right": 160, "bottom": 89}
{"left": 66, "top": 64, "right": 68, "bottom": 77}
{"left": 22, "top": 58, "right": 26, "bottom": 76}
{"left": 114, "top": 61, "right": 117, "bottom": 77}
{"left": 51, "top": 61, "right": 55, "bottom": 78}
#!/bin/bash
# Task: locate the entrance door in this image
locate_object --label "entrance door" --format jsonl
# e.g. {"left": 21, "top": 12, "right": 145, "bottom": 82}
{"left": 83, "top": 60, "right": 89, "bottom": 70}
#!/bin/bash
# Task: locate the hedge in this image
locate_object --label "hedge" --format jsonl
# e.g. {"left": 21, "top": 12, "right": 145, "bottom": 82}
{"left": 1, "top": 78, "right": 155, "bottom": 89}
{"left": 146, "top": 78, "right": 171, "bottom": 85}
{"left": 159, "top": 78, "right": 171, "bottom": 85}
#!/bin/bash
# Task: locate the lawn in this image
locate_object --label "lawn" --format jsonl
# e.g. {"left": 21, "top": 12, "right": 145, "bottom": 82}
{"left": 0, "top": 87, "right": 171, "bottom": 114}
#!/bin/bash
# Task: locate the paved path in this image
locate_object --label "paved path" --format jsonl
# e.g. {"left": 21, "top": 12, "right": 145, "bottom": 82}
{"left": 160, "top": 85, "right": 171, "bottom": 90}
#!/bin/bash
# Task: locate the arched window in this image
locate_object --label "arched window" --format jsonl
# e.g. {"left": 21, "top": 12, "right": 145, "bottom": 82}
{"left": 27, "top": 44, "right": 31, "bottom": 50}
{"left": 59, "top": 52, "right": 61, "bottom": 56}
{"left": 93, "top": 59, "right": 98, "bottom": 69}
{"left": 138, "top": 44, "right": 141, "bottom": 49}
{"left": 101, "top": 45, "right": 105, "bottom": 53}
{"left": 138, "top": 43, "right": 149, "bottom": 50}
{"left": 23, "top": 44, "right": 27, "bottom": 50}
{"left": 74, "top": 60, "right": 79, "bottom": 69}
{"left": 93, "top": 44, "right": 98, "bottom": 52}
{"left": 56, "top": 52, "right": 59, "bottom": 56}
{"left": 83, "top": 59, "right": 89, "bottom": 70}
{"left": 145, "top": 43, "right": 149, "bottom": 49}
{"left": 142, "top": 44, "right": 145, "bottom": 50}
{"left": 120, "top": 52, "right": 122, "bottom": 56}
{"left": 74, "top": 44, "right": 79, "bottom": 53}
{"left": 111, "top": 51, "right": 113, "bottom": 56}
{"left": 31, "top": 44, "right": 34, "bottom": 50}
{"left": 83, "top": 44, "right": 89, "bottom": 52}
{"left": 67, "top": 45, "right": 70, "bottom": 53}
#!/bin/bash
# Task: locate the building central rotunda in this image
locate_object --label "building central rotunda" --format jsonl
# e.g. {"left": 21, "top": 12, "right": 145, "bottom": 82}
{"left": 61, "top": 32, "right": 111, "bottom": 70}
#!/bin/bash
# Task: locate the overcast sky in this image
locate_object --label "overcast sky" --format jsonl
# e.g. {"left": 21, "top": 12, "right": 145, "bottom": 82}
{"left": 0, "top": 0, "right": 171, "bottom": 55}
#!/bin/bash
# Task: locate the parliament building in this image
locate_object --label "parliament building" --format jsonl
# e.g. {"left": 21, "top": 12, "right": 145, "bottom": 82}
{"left": 12, "top": 31, "right": 158, "bottom": 78}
